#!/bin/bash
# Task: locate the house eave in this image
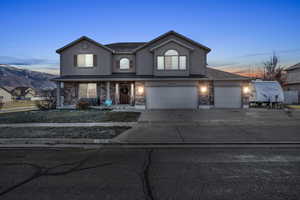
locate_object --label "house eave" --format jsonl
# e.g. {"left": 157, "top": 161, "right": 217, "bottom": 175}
{"left": 56, "top": 36, "right": 115, "bottom": 54}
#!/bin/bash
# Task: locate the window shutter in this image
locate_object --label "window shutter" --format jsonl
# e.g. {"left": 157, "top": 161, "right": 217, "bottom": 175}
{"left": 74, "top": 55, "right": 77, "bottom": 67}
{"left": 116, "top": 60, "right": 120, "bottom": 68}
{"left": 129, "top": 60, "right": 133, "bottom": 68}
{"left": 93, "top": 55, "right": 97, "bottom": 66}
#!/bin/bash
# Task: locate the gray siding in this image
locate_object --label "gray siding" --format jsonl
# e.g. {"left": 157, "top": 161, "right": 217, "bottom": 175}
{"left": 59, "top": 33, "right": 208, "bottom": 77}
{"left": 136, "top": 34, "right": 207, "bottom": 76}
{"left": 153, "top": 41, "right": 189, "bottom": 77}
{"left": 112, "top": 54, "right": 136, "bottom": 73}
{"left": 287, "top": 68, "right": 300, "bottom": 84}
{"left": 60, "top": 39, "right": 112, "bottom": 76}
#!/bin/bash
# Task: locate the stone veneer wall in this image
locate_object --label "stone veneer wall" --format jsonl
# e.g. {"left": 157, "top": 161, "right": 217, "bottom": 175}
{"left": 98, "top": 82, "right": 106, "bottom": 104}
{"left": 97, "top": 82, "right": 116, "bottom": 104}
{"left": 198, "top": 81, "right": 214, "bottom": 106}
{"left": 135, "top": 81, "right": 145, "bottom": 105}
{"left": 63, "top": 82, "right": 78, "bottom": 105}
{"left": 110, "top": 83, "right": 116, "bottom": 104}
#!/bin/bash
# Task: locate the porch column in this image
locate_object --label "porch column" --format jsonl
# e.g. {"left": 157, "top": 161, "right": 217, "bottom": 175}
{"left": 130, "top": 83, "right": 135, "bottom": 105}
{"left": 56, "top": 82, "right": 61, "bottom": 108}
{"left": 115, "top": 83, "right": 119, "bottom": 104}
{"left": 106, "top": 81, "right": 111, "bottom": 100}
{"left": 56, "top": 81, "right": 64, "bottom": 108}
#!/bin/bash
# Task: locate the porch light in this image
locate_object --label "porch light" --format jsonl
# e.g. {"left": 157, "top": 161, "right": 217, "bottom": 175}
{"left": 137, "top": 86, "right": 144, "bottom": 95}
{"left": 243, "top": 86, "right": 249, "bottom": 94}
{"left": 200, "top": 86, "right": 207, "bottom": 93}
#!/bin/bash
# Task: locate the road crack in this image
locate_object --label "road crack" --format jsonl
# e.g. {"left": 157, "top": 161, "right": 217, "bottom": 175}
{"left": 0, "top": 149, "right": 114, "bottom": 197}
{"left": 140, "top": 149, "right": 154, "bottom": 200}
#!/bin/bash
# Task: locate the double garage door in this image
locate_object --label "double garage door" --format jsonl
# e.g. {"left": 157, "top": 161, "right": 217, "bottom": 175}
{"left": 146, "top": 86, "right": 198, "bottom": 109}
{"left": 146, "top": 85, "right": 242, "bottom": 109}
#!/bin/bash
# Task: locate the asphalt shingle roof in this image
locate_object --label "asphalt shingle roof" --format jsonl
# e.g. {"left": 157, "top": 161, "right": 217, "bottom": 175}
{"left": 206, "top": 68, "right": 249, "bottom": 80}
{"left": 285, "top": 63, "right": 300, "bottom": 71}
{"left": 105, "top": 42, "right": 146, "bottom": 52}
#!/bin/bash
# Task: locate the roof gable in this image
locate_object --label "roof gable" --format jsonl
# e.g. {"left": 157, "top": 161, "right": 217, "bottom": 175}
{"left": 0, "top": 87, "right": 12, "bottom": 94}
{"left": 285, "top": 63, "right": 300, "bottom": 71}
{"left": 56, "top": 36, "right": 115, "bottom": 53}
{"left": 133, "top": 30, "right": 211, "bottom": 53}
{"left": 150, "top": 39, "right": 194, "bottom": 52}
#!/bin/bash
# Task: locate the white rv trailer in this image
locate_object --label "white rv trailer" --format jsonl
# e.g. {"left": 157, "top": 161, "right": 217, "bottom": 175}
{"left": 249, "top": 80, "right": 284, "bottom": 103}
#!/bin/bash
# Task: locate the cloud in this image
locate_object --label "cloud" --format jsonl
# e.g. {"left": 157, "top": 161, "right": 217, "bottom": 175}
{"left": 0, "top": 56, "right": 58, "bottom": 66}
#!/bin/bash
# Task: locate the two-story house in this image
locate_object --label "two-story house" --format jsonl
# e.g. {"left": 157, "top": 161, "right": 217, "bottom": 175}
{"left": 53, "top": 31, "right": 249, "bottom": 109}
{"left": 285, "top": 63, "right": 300, "bottom": 90}
{"left": 284, "top": 63, "right": 300, "bottom": 103}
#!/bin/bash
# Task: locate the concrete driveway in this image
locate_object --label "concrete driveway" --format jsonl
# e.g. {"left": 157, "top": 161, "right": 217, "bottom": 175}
{"left": 114, "top": 109, "right": 300, "bottom": 144}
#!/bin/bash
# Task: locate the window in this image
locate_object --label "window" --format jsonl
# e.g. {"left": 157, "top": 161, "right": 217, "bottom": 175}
{"left": 76, "top": 54, "right": 94, "bottom": 67}
{"left": 157, "top": 49, "right": 187, "bottom": 70}
{"left": 79, "top": 83, "right": 97, "bottom": 98}
{"left": 120, "top": 58, "right": 130, "bottom": 69}
{"left": 179, "top": 56, "right": 186, "bottom": 70}
{"left": 157, "top": 56, "right": 164, "bottom": 70}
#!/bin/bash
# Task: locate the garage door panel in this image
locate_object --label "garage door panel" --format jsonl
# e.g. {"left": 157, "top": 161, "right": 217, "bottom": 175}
{"left": 146, "top": 86, "right": 197, "bottom": 109}
{"left": 214, "top": 87, "right": 241, "bottom": 108}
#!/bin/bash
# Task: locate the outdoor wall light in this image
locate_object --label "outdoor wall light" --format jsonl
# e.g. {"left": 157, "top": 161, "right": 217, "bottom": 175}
{"left": 243, "top": 86, "right": 249, "bottom": 94}
{"left": 200, "top": 86, "right": 208, "bottom": 93}
{"left": 137, "top": 86, "right": 144, "bottom": 95}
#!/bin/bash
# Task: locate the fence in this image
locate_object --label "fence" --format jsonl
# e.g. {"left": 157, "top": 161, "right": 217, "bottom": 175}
{"left": 1, "top": 100, "right": 36, "bottom": 109}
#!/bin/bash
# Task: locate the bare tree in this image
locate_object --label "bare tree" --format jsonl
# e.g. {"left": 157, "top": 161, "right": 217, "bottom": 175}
{"left": 263, "top": 52, "right": 285, "bottom": 85}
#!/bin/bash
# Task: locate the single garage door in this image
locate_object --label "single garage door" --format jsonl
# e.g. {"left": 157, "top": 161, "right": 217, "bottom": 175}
{"left": 146, "top": 86, "right": 198, "bottom": 109}
{"left": 214, "top": 87, "right": 241, "bottom": 108}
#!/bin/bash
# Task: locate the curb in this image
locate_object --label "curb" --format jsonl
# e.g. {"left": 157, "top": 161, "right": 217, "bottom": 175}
{"left": 1, "top": 143, "right": 300, "bottom": 149}
{"left": 2, "top": 139, "right": 300, "bottom": 148}
{"left": 0, "top": 122, "right": 138, "bottom": 127}
{"left": 0, "top": 138, "right": 112, "bottom": 145}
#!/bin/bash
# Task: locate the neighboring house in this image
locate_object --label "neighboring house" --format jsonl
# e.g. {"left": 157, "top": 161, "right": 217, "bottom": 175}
{"left": 53, "top": 30, "right": 250, "bottom": 109}
{"left": 0, "top": 87, "right": 13, "bottom": 103}
{"left": 284, "top": 63, "right": 300, "bottom": 103}
{"left": 285, "top": 63, "right": 300, "bottom": 91}
{"left": 11, "top": 87, "right": 36, "bottom": 100}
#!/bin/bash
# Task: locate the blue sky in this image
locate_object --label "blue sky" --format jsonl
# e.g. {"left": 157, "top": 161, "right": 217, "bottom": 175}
{"left": 0, "top": 0, "right": 300, "bottom": 74}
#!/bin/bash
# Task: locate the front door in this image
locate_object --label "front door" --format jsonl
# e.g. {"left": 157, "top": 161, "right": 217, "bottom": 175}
{"left": 119, "top": 83, "right": 130, "bottom": 104}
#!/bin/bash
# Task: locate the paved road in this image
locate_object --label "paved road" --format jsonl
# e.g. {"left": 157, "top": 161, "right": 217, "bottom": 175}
{"left": 1, "top": 147, "right": 300, "bottom": 200}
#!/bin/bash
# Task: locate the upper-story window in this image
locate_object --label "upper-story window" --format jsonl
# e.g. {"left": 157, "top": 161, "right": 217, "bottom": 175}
{"left": 120, "top": 58, "right": 130, "bottom": 70}
{"left": 157, "top": 49, "right": 186, "bottom": 70}
{"left": 74, "top": 54, "right": 96, "bottom": 67}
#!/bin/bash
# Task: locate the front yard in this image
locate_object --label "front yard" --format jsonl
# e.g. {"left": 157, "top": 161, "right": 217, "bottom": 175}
{"left": 0, "top": 110, "right": 141, "bottom": 123}
{"left": 0, "top": 127, "right": 130, "bottom": 139}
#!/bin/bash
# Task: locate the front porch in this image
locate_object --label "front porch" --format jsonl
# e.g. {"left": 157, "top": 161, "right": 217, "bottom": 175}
{"left": 56, "top": 81, "right": 146, "bottom": 109}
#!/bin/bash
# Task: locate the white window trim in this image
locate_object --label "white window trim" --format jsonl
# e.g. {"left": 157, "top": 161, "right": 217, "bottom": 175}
{"left": 77, "top": 54, "right": 94, "bottom": 67}
{"left": 119, "top": 58, "right": 130, "bottom": 70}
{"left": 156, "top": 49, "right": 187, "bottom": 71}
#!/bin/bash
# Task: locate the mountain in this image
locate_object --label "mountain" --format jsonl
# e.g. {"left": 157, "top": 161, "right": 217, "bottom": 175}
{"left": 0, "top": 64, "right": 57, "bottom": 90}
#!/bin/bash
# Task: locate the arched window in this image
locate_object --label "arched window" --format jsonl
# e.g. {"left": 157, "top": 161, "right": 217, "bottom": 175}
{"left": 165, "top": 50, "right": 178, "bottom": 56}
{"left": 120, "top": 58, "right": 130, "bottom": 69}
{"left": 157, "top": 49, "right": 186, "bottom": 70}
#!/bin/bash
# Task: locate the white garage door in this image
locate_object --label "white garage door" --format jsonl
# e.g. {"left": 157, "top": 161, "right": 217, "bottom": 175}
{"left": 146, "top": 86, "right": 198, "bottom": 109}
{"left": 214, "top": 87, "right": 241, "bottom": 108}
